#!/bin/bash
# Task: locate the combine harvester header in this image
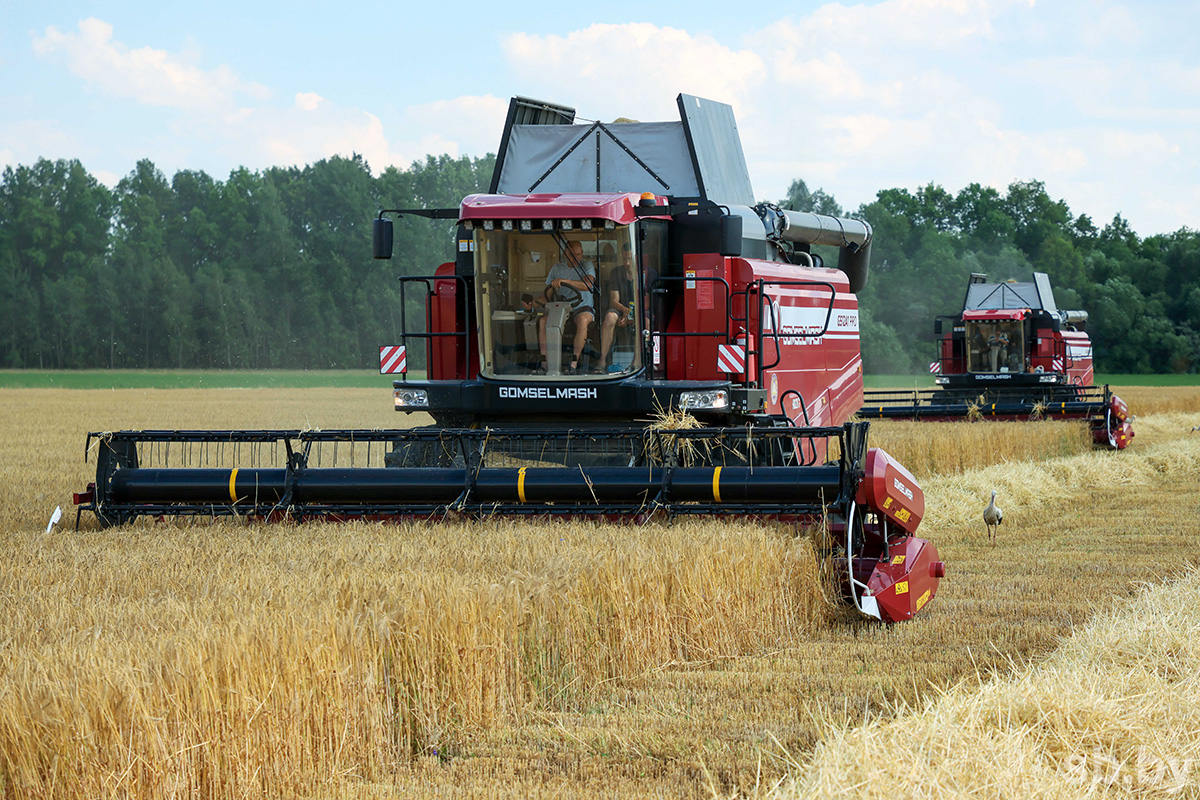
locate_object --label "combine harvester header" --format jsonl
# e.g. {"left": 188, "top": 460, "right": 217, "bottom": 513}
{"left": 75, "top": 94, "right": 944, "bottom": 623}
{"left": 860, "top": 272, "right": 1133, "bottom": 449}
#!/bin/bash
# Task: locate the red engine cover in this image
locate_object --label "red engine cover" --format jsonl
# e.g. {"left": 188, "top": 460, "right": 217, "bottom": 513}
{"left": 856, "top": 448, "right": 925, "bottom": 535}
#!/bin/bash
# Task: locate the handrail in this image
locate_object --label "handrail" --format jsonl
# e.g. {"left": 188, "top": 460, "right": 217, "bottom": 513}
{"left": 397, "top": 273, "right": 472, "bottom": 381}
{"left": 747, "top": 279, "right": 837, "bottom": 384}
{"left": 645, "top": 275, "right": 732, "bottom": 379}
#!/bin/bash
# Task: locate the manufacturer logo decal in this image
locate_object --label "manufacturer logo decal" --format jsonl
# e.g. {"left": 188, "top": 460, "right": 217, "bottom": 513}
{"left": 499, "top": 386, "right": 598, "bottom": 400}
{"left": 892, "top": 476, "right": 913, "bottom": 501}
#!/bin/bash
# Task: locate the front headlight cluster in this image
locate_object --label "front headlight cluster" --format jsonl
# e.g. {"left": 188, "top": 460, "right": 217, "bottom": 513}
{"left": 394, "top": 388, "right": 429, "bottom": 408}
{"left": 679, "top": 389, "right": 729, "bottom": 411}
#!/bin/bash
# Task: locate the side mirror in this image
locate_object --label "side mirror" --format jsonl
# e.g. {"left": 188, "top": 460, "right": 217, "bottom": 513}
{"left": 373, "top": 217, "right": 394, "bottom": 259}
{"left": 934, "top": 319, "right": 943, "bottom": 335}
{"left": 719, "top": 214, "right": 742, "bottom": 257}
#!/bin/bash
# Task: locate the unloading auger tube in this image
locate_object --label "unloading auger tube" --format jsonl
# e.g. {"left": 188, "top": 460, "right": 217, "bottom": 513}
{"left": 755, "top": 204, "right": 873, "bottom": 293}
{"left": 73, "top": 422, "right": 943, "bottom": 623}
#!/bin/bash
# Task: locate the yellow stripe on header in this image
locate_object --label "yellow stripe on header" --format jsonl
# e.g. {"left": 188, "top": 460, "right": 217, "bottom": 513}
{"left": 229, "top": 467, "right": 239, "bottom": 504}
{"left": 712, "top": 466, "right": 723, "bottom": 503}
{"left": 518, "top": 467, "right": 528, "bottom": 503}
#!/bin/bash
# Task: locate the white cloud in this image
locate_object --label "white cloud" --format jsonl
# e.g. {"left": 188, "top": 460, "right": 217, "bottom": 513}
{"left": 502, "top": 23, "right": 765, "bottom": 120}
{"left": 190, "top": 103, "right": 402, "bottom": 172}
{"left": 791, "top": 0, "right": 1011, "bottom": 51}
{"left": 294, "top": 92, "right": 322, "bottom": 112}
{"left": 400, "top": 95, "right": 510, "bottom": 160}
{"left": 1078, "top": 3, "right": 1141, "bottom": 48}
{"left": 25, "top": 19, "right": 493, "bottom": 177}
{"left": 494, "top": 10, "right": 1020, "bottom": 207}
{"left": 32, "top": 18, "right": 268, "bottom": 112}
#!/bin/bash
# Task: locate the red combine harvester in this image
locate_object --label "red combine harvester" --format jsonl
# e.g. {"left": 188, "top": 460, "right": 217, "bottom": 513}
{"left": 860, "top": 272, "right": 1133, "bottom": 449}
{"left": 75, "top": 95, "right": 943, "bottom": 622}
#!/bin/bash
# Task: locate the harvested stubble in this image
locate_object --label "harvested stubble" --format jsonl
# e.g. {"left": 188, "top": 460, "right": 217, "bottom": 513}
{"left": 768, "top": 567, "right": 1200, "bottom": 799}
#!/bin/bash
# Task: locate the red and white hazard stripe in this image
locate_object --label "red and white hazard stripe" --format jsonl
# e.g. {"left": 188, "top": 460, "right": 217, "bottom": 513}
{"left": 717, "top": 344, "right": 746, "bottom": 374}
{"left": 379, "top": 345, "right": 407, "bottom": 374}
{"left": 928, "top": 361, "right": 941, "bottom": 374}
{"left": 1051, "top": 357, "right": 1064, "bottom": 372}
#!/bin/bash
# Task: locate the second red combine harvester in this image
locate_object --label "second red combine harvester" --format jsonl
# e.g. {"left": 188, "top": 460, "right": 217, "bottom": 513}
{"left": 860, "top": 271, "right": 1133, "bottom": 449}
{"left": 75, "top": 95, "right": 943, "bottom": 622}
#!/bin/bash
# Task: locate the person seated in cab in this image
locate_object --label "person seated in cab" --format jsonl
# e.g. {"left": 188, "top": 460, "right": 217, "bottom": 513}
{"left": 595, "top": 244, "right": 637, "bottom": 374}
{"left": 537, "top": 240, "right": 595, "bottom": 373}
{"left": 988, "top": 325, "right": 1010, "bottom": 372}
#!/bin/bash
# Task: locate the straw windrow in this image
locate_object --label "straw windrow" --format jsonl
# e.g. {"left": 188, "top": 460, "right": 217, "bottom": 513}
{"left": 768, "top": 567, "right": 1200, "bottom": 799}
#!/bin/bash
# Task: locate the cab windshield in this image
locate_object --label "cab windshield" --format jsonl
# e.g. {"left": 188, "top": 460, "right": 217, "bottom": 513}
{"left": 475, "top": 226, "right": 642, "bottom": 379}
{"left": 966, "top": 318, "right": 1025, "bottom": 373}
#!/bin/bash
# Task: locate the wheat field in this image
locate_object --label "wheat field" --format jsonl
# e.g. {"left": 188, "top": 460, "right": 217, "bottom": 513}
{"left": 0, "top": 385, "right": 1197, "bottom": 798}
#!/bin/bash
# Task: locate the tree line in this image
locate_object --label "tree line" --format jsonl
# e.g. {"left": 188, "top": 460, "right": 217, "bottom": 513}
{"left": 0, "top": 154, "right": 492, "bottom": 370}
{"left": 1, "top": 156, "right": 1196, "bottom": 373}
{"left": 782, "top": 179, "right": 1199, "bottom": 374}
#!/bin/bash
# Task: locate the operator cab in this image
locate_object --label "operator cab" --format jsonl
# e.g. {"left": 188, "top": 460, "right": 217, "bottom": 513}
{"left": 964, "top": 315, "right": 1026, "bottom": 374}
{"left": 460, "top": 192, "right": 668, "bottom": 382}
{"left": 471, "top": 221, "right": 661, "bottom": 379}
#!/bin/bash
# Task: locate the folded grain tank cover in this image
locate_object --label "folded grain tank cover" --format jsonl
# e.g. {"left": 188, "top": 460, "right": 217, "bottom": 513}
{"left": 965, "top": 273, "right": 1054, "bottom": 312}
{"left": 490, "top": 94, "right": 756, "bottom": 207}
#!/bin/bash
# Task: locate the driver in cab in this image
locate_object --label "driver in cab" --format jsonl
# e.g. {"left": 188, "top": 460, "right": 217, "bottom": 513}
{"left": 537, "top": 240, "right": 595, "bottom": 373}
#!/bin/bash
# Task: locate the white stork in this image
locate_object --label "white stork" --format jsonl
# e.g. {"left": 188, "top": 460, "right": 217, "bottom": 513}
{"left": 984, "top": 490, "right": 1003, "bottom": 546}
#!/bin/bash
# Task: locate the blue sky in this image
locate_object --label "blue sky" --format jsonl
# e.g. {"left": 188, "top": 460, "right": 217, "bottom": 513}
{"left": 3, "top": 0, "right": 1198, "bottom": 236}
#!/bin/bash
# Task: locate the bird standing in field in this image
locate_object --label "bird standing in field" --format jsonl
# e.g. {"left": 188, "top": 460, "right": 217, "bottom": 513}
{"left": 983, "top": 490, "right": 1003, "bottom": 546}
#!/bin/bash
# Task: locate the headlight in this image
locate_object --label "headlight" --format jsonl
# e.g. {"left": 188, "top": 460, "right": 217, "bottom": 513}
{"left": 394, "top": 388, "right": 429, "bottom": 408}
{"left": 1038, "top": 374, "right": 1060, "bottom": 384}
{"left": 679, "top": 389, "right": 729, "bottom": 411}
{"left": 934, "top": 376, "right": 949, "bottom": 385}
